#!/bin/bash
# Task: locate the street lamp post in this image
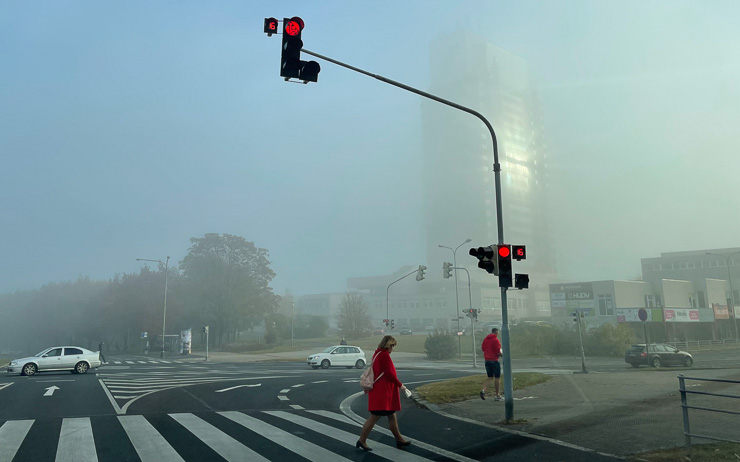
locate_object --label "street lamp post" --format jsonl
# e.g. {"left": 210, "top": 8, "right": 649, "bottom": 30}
{"left": 706, "top": 251, "right": 740, "bottom": 340}
{"left": 136, "top": 256, "right": 170, "bottom": 358}
{"left": 439, "top": 239, "right": 472, "bottom": 357}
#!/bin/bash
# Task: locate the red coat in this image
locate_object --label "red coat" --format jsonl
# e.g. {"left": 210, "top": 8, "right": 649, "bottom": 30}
{"left": 367, "top": 348, "right": 402, "bottom": 411}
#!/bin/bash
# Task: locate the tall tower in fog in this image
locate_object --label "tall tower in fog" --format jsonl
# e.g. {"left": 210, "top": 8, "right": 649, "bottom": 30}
{"left": 422, "top": 32, "right": 557, "bottom": 316}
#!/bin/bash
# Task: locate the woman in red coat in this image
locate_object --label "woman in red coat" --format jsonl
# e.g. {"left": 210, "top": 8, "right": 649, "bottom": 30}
{"left": 356, "top": 335, "right": 411, "bottom": 451}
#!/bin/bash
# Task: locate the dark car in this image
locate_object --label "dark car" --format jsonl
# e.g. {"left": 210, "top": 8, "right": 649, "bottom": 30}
{"left": 624, "top": 343, "right": 693, "bottom": 368}
{"left": 399, "top": 327, "right": 412, "bottom": 335}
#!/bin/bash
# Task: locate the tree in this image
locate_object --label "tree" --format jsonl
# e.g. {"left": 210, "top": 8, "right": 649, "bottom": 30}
{"left": 180, "top": 233, "right": 279, "bottom": 346}
{"left": 336, "top": 293, "right": 372, "bottom": 339}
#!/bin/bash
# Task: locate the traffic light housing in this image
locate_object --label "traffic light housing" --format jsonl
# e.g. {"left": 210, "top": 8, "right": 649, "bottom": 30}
{"left": 278, "top": 17, "right": 321, "bottom": 83}
{"left": 383, "top": 319, "right": 389, "bottom": 327}
{"left": 512, "top": 245, "right": 526, "bottom": 261}
{"left": 416, "top": 265, "right": 427, "bottom": 281}
{"left": 443, "top": 262, "right": 453, "bottom": 279}
{"left": 514, "top": 273, "right": 529, "bottom": 290}
{"left": 264, "top": 17, "right": 278, "bottom": 36}
{"left": 390, "top": 319, "right": 395, "bottom": 330}
{"left": 497, "top": 244, "right": 513, "bottom": 288}
{"left": 469, "top": 246, "right": 498, "bottom": 275}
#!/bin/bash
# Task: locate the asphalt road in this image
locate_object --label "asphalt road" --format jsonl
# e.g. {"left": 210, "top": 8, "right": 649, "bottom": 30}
{"left": 0, "top": 354, "right": 629, "bottom": 461}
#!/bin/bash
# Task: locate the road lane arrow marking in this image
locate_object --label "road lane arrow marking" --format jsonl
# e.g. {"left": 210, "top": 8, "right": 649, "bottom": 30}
{"left": 215, "top": 383, "right": 261, "bottom": 393}
{"left": 43, "top": 386, "right": 59, "bottom": 396}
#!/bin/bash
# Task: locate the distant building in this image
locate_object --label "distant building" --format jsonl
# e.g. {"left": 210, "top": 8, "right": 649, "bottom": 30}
{"left": 422, "top": 31, "right": 557, "bottom": 319}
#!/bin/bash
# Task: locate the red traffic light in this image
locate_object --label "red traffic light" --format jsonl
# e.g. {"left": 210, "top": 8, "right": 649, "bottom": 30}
{"left": 497, "top": 245, "right": 510, "bottom": 258}
{"left": 284, "top": 17, "right": 304, "bottom": 36}
{"left": 264, "top": 17, "right": 278, "bottom": 35}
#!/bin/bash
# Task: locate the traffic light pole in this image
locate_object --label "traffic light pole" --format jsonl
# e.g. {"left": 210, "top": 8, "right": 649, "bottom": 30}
{"left": 454, "top": 266, "right": 476, "bottom": 368}
{"left": 301, "top": 48, "right": 512, "bottom": 420}
{"left": 386, "top": 268, "right": 425, "bottom": 331}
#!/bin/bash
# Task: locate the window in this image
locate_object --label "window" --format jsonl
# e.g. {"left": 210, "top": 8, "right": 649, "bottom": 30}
{"left": 598, "top": 294, "right": 614, "bottom": 316}
{"left": 698, "top": 291, "right": 706, "bottom": 308}
{"left": 46, "top": 348, "right": 63, "bottom": 357}
{"left": 64, "top": 348, "right": 83, "bottom": 355}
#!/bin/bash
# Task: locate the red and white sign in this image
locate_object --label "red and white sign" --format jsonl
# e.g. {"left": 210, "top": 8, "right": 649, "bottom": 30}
{"left": 664, "top": 309, "right": 700, "bottom": 322}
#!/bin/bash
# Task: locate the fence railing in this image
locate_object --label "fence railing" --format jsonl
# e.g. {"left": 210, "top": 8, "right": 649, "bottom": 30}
{"left": 666, "top": 338, "right": 740, "bottom": 351}
{"left": 678, "top": 374, "right": 740, "bottom": 456}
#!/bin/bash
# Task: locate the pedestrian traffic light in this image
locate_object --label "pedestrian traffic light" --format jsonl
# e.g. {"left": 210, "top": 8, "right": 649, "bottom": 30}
{"left": 416, "top": 265, "right": 427, "bottom": 281}
{"left": 391, "top": 319, "right": 395, "bottom": 330}
{"left": 383, "top": 319, "right": 389, "bottom": 327}
{"left": 469, "top": 246, "right": 498, "bottom": 275}
{"left": 202, "top": 325, "right": 209, "bottom": 333}
{"left": 512, "top": 245, "right": 526, "bottom": 261}
{"left": 514, "top": 273, "right": 529, "bottom": 290}
{"left": 277, "top": 17, "right": 321, "bottom": 83}
{"left": 497, "top": 244, "right": 513, "bottom": 288}
{"left": 264, "top": 17, "right": 278, "bottom": 36}
{"left": 443, "top": 262, "right": 453, "bottom": 279}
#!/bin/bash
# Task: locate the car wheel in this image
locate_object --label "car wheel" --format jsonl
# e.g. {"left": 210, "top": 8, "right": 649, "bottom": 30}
{"left": 355, "top": 359, "right": 365, "bottom": 369}
{"left": 684, "top": 357, "right": 693, "bottom": 367}
{"left": 651, "top": 357, "right": 661, "bottom": 368}
{"left": 75, "top": 362, "right": 89, "bottom": 374}
{"left": 630, "top": 362, "right": 640, "bottom": 368}
{"left": 321, "top": 359, "right": 330, "bottom": 369}
{"left": 21, "top": 363, "right": 37, "bottom": 376}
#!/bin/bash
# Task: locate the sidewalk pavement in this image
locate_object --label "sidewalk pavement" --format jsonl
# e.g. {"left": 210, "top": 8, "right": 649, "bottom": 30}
{"left": 410, "top": 366, "right": 740, "bottom": 458}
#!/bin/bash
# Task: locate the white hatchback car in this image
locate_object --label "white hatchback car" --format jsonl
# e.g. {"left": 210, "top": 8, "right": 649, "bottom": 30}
{"left": 307, "top": 345, "right": 366, "bottom": 369}
{"left": 6, "top": 346, "right": 102, "bottom": 376}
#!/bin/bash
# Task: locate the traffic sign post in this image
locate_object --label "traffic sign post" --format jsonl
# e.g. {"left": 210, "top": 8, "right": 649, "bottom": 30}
{"left": 638, "top": 308, "right": 650, "bottom": 356}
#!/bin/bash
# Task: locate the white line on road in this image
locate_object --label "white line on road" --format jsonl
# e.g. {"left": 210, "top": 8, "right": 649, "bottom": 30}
{"left": 289, "top": 404, "right": 305, "bottom": 410}
{"left": 169, "top": 413, "right": 269, "bottom": 462}
{"left": 36, "top": 380, "right": 76, "bottom": 383}
{"left": 0, "top": 383, "right": 14, "bottom": 392}
{"left": 311, "top": 380, "right": 328, "bottom": 384}
{"left": 291, "top": 384, "right": 305, "bottom": 388}
{"left": 279, "top": 388, "right": 291, "bottom": 393}
{"left": 0, "top": 420, "right": 33, "bottom": 462}
{"left": 56, "top": 418, "right": 98, "bottom": 462}
{"left": 118, "top": 415, "right": 184, "bottom": 462}
{"left": 219, "top": 411, "right": 353, "bottom": 462}
{"left": 277, "top": 395, "right": 289, "bottom": 401}
{"left": 215, "top": 383, "right": 261, "bottom": 393}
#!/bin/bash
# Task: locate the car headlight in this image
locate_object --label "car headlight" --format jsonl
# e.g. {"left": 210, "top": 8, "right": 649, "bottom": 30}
{"left": 9, "top": 361, "right": 17, "bottom": 366}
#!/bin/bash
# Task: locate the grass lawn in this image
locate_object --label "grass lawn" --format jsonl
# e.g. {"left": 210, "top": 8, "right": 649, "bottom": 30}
{"left": 415, "top": 372, "right": 551, "bottom": 404}
{"left": 628, "top": 442, "right": 740, "bottom": 462}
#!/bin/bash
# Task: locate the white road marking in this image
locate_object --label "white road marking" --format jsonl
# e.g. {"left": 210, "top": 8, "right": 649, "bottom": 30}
{"left": 291, "top": 384, "right": 304, "bottom": 388}
{"left": 0, "top": 420, "right": 33, "bottom": 462}
{"left": 0, "top": 383, "right": 14, "bottom": 391}
{"left": 43, "top": 386, "right": 59, "bottom": 396}
{"left": 279, "top": 389, "right": 291, "bottom": 393}
{"left": 215, "top": 383, "right": 261, "bottom": 393}
{"left": 118, "top": 415, "right": 184, "bottom": 462}
{"left": 219, "top": 411, "right": 353, "bottom": 462}
{"left": 311, "top": 380, "right": 328, "bottom": 384}
{"left": 56, "top": 418, "right": 98, "bottom": 462}
{"left": 268, "top": 411, "right": 430, "bottom": 461}
{"left": 277, "top": 395, "right": 289, "bottom": 401}
{"left": 126, "top": 361, "right": 135, "bottom": 364}
{"left": 289, "top": 404, "right": 305, "bottom": 410}
{"left": 170, "top": 413, "right": 269, "bottom": 462}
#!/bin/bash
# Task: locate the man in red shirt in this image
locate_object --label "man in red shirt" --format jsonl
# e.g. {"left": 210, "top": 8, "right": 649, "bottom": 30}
{"left": 480, "top": 327, "right": 502, "bottom": 401}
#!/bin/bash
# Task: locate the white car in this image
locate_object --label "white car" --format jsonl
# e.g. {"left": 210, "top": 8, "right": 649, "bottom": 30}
{"left": 307, "top": 345, "right": 366, "bottom": 369}
{"left": 6, "top": 346, "right": 102, "bottom": 376}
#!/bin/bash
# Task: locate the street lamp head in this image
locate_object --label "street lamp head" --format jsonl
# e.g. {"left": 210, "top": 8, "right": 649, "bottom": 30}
{"left": 464, "top": 238, "right": 472, "bottom": 243}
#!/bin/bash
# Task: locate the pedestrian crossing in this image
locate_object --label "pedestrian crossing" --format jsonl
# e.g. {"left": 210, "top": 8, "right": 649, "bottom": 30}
{"left": 0, "top": 410, "right": 470, "bottom": 461}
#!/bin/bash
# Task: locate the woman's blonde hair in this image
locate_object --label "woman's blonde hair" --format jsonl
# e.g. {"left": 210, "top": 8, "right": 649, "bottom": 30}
{"left": 377, "top": 335, "right": 397, "bottom": 351}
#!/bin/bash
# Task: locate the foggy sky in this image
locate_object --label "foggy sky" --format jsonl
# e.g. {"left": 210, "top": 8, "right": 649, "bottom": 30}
{"left": 2, "top": 1, "right": 739, "bottom": 297}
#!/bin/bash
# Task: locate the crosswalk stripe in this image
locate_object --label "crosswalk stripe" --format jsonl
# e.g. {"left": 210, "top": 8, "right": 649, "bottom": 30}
{"left": 169, "top": 413, "right": 270, "bottom": 462}
{"left": 125, "top": 361, "right": 135, "bottom": 364}
{"left": 113, "top": 361, "right": 122, "bottom": 364}
{"left": 118, "top": 415, "right": 184, "bottom": 462}
{"left": 0, "top": 420, "right": 33, "bottom": 462}
{"left": 268, "top": 411, "right": 430, "bottom": 462}
{"left": 56, "top": 418, "right": 98, "bottom": 462}
{"left": 219, "top": 411, "right": 354, "bottom": 462}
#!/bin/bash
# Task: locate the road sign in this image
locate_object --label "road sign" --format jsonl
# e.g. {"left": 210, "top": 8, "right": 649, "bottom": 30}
{"left": 141, "top": 332, "right": 147, "bottom": 338}
{"left": 638, "top": 308, "right": 648, "bottom": 322}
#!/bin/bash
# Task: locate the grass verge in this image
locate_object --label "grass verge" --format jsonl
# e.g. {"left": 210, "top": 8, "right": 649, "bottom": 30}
{"left": 628, "top": 442, "right": 740, "bottom": 461}
{"left": 415, "top": 372, "right": 551, "bottom": 405}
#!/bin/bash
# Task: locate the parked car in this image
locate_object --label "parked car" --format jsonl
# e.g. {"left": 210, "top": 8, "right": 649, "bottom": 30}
{"left": 307, "top": 345, "right": 366, "bottom": 369}
{"left": 6, "top": 346, "right": 102, "bottom": 376}
{"left": 399, "top": 327, "right": 413, "bottom": 335}
{"left": 624, "top": 343, "right": 693, "bottom": 368}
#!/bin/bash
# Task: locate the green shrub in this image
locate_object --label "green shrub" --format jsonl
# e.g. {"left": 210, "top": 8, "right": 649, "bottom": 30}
{"left": 424, "top": 330, "right": 458, "bottom": 360}
{"left": 509, "top": 324, "right": 577, "bottom": 357}
{"left": 584, "top": 323, "right": 635, "bottom": 356}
